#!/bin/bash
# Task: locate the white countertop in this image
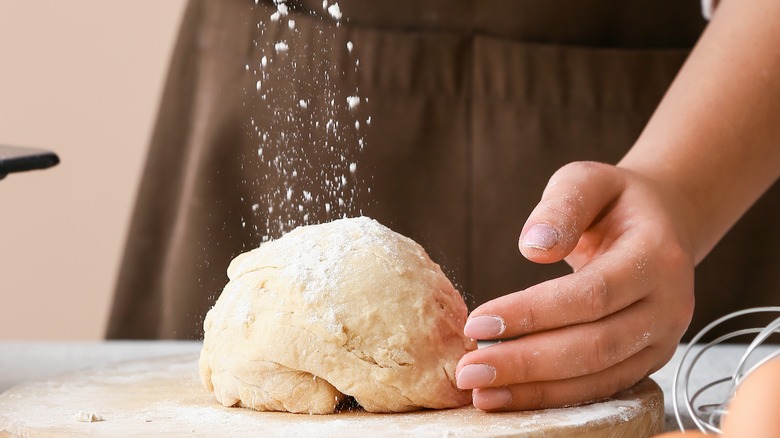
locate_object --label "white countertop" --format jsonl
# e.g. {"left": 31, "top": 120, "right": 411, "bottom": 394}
{"left": 0, "top": 341, "right": 201, "bottom": 394}
{"left": 0, "top": 341, "right": 776, "bottom": 433}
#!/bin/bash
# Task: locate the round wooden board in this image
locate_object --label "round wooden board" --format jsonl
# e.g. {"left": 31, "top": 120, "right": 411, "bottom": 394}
{"left": 0, "top": 354, "right": 663, "bottom": 437}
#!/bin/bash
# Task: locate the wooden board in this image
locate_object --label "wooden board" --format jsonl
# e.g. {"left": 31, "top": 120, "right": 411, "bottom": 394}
{"left": 0, "top": 354, "right": 663, "bottom": 437}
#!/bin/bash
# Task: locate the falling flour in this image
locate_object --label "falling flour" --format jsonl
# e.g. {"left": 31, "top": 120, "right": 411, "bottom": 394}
{"left": 273, "top": 42, "right": 289, "bottom": 53}
{"left": 327, "top": 3, "right": 343, "bottom": 20}
{"left": 244, "top": 0, "right": 369, "bottom": 242}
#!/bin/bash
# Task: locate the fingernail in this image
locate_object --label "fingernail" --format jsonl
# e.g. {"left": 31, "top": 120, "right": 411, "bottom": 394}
{"left": 457, "top": 364, "right": 496, "bottom": 389}
{"left": 522, "top": 224, "right": 558, "bottom": 250}
{"left": 464, "top": 315, "right": 505, "bottom": 339}
{"left": 475, "top": 387, "right": 513, "bottom": 410}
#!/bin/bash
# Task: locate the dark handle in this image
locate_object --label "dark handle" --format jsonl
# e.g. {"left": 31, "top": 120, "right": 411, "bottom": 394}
{"left": 0, "top": 145, "right": 60, "bottom": 178}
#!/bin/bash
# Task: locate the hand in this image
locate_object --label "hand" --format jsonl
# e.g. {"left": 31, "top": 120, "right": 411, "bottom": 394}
{"left": 456, "top": 161, "right": 696, "bottom": 411}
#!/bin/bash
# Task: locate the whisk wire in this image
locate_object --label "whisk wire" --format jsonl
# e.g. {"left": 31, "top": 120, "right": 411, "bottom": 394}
{"left": 672, "top": 307, "right": 780, "bottom": 433}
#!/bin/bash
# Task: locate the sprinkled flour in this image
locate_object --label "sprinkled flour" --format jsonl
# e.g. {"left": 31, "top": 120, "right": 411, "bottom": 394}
{"left": 0, "top": 355, "right": 661, "bottom": 435}
{"left": 243, "top": 0, "right": 369, "bottom": 243}
{"left": 273, "top": 42, "right": 289, "bottom": 52}
{"left": 248, "top": 217, "right": 408, "bottom": 333}
{"left": 327, "top": 3, "right": 343, "bottom": 20}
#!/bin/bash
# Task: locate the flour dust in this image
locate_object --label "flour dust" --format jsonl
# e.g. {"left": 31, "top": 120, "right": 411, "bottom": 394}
{"left": 242, "top": 0, "right": 371, "bottom": 243}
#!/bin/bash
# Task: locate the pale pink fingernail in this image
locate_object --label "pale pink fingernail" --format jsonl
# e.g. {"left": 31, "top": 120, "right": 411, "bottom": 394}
{"left": 457, "top": 364, "right": 496, "bottom": 389}
{"left": 522, "top": 224, "right": 558, "bottom": 250}
{"left": 464, "top": 315, "right": 505, "bottom": 339}
{"left": 475, "top": 387, "right": 513, "bottom": 410}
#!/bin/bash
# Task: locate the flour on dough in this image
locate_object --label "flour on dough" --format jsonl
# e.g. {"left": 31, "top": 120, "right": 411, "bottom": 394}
{"left": 199, "top": 217, "right": 476, "bottom": 414}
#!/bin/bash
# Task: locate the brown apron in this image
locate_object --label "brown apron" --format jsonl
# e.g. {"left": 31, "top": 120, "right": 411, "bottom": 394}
{"left": 107, "top": 0, "right": 778, "bottom": 340}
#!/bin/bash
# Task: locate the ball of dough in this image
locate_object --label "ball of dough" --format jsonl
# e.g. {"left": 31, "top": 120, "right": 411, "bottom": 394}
{"left": 199, "top": 217, "right": 477, "bottom": 414}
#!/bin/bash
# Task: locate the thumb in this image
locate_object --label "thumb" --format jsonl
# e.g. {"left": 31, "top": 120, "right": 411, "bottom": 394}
{"left": 519, "top": 161, "right": 625, "bottom": 264}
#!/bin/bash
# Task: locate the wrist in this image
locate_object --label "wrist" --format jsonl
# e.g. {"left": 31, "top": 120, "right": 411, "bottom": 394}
{"left": 616, "top": 156, "right": 702, "bottom": 264}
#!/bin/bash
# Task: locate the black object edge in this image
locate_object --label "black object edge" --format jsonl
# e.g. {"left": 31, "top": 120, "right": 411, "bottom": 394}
{"left": 0, "top": 145, "right": 60, "bottom": 180}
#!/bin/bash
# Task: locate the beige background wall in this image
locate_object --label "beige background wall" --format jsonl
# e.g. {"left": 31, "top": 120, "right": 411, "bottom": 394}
{"left": 0, "top": 1, "right": 187, "bottom": 339}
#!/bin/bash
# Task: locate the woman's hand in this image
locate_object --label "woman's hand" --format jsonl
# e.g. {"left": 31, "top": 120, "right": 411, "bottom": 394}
{"left": 455, "top": 161, "right": 696, "bottom": 411}
{"left": 455, "top": 0, "right": 780, "bottom": 410}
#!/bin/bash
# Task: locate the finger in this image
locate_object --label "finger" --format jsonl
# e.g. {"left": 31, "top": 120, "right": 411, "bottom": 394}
{"left": 519, "top": 161, "right": 626, "bottom": 264}
{"left": 470, "top": 344, "right": 663, "bottom": 411}
{"left": 465, "top": 239, "right": 656, "bottom": 340}
{"left": 457, "top": 299, "right": 660, "bottom": 389}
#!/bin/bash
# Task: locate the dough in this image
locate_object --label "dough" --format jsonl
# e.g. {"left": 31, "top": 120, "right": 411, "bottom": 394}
{"left": 198, "top": 217, "right": 476, "bottom": 414}
{"left": 74, "top": 411, "right": 102, "bottom": 422}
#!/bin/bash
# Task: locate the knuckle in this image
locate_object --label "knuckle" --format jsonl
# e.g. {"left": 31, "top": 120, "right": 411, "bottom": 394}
{"left": 511, "top": 348, "right": 533, "bottom": 383}
{"left": 658, "top": 243, "right": 695, "bottom": 335}
{"left": 585, "top": 378, "right": 629, "bottom": 405}
{"left": 524, "top": 382, "right": 548, "bottom": 409}
{"left": 554, "top": 161, "right": 601, "bottom": 180}
{"left": 590, "top": 331, "right": 619, "bottom": 372}
{"left": 585, "top": 273, "right": 609, "bottom": 320}
{"left": 663, "top": 243, "right": 693, "bottom": 276}
{"left": 674, "top": 293, "right": 695, "bottom": 335}
{"left": 520, "top": 297, "right": 539, "bottom": 332}
{"left": 538, "top": 197, "right": 580, "bottom": 224}
{"left": 649, "top": 345, "right": 678, "bottom": 375}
